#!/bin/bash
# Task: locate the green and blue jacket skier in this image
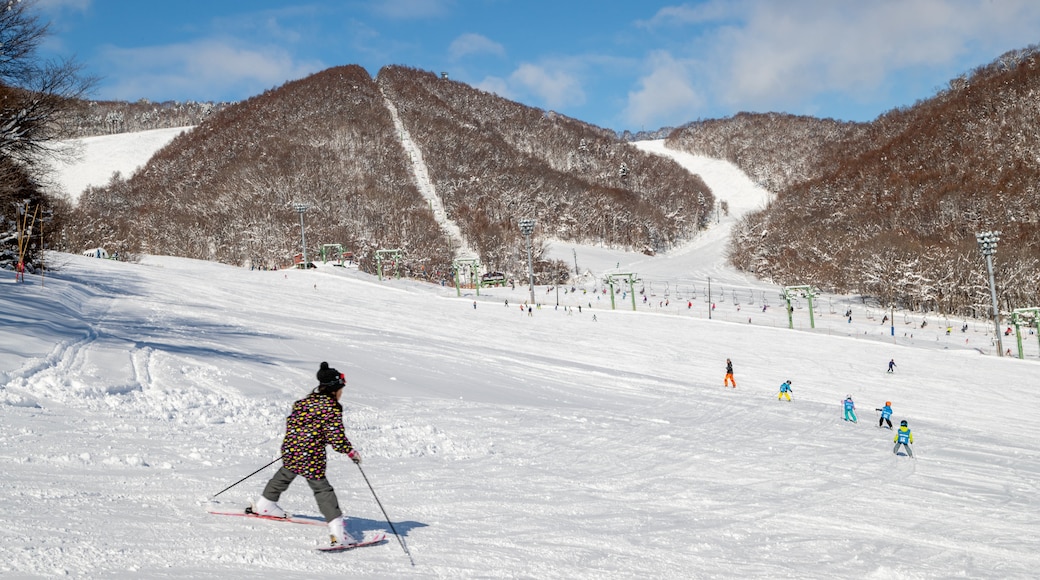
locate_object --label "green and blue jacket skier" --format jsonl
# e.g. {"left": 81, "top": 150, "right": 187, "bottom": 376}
{"left": 893, "top": 420, "right": 914, "bottom": 457}
{"left": 843, "top": 395, "right": 857, "bottom": 422}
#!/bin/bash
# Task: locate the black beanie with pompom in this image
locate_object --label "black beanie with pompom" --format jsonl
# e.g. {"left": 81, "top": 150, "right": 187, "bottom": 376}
{"left": 316, "top": 361, "right": 342, "bottom": 386}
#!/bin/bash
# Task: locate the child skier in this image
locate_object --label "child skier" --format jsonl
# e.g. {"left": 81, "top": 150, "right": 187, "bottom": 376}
{"left": 843, "top": 395, "right": 857, "bottom": 422}
{"left": 887, "top": 359, "right": 897, "bottom": 373}
{"left": 724, "top": 359, "right": 736, "bottom": 388}
{"left": 777, "top": 380, "right": 793, "bottom": 401}
{"left": 252, "top": 362, "right": 363, "bottom": 546}
{"left": 893, "top": 420, "right": 914, "bottom": 457}
{"left": 876, "top": 401, "right": 893, "bottom": 429}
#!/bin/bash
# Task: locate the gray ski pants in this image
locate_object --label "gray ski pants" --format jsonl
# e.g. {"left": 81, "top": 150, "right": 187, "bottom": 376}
{"left": 893, "top": 442, "right": 914, "bottom": 457}
{"left": 262, "top": 466, "right": 342, "bottom": 522}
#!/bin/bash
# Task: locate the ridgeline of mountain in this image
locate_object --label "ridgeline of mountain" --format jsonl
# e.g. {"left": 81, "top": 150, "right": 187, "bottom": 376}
{"left": 68, "top": 65, "right": 714, "bottom": 280}
{"left": 668, "top": 46, "right": 1040, "bottom": 315}
{"left": 65, "top": 99, "right": 233, "bottom": 138}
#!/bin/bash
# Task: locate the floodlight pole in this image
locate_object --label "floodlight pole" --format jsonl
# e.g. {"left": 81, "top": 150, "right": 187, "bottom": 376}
{"left": 519, "top": 218, "right": 537, "bottom": 306}
{"left": 293, "top": 202, "right": 310, "bottom": 268}
{"left": 976, "top": 231, "right": 1004, "bottom": 357}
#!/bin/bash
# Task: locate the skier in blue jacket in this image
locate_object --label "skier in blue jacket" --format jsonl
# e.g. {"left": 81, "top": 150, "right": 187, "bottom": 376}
{"left": 777, "top": 380, "right": 793, "bottom": 401}
{"left": 843, "top": 395, "right": 857, "bottom": 422}
{"left": 875, "top": 401, "right": 893, "bottom": 429}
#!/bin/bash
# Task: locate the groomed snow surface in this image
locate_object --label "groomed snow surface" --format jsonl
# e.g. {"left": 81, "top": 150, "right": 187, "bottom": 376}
{"left": 2, "top": 249, "right": 1039, "bottom": 579}
{"left": 44, "top": 127, "right": 194, "bottom": 203}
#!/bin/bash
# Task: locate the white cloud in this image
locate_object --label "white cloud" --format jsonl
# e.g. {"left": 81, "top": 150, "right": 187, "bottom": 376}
{"left": 636, "top": 0, "right": 740, "bottom": 29}
{"left": 474, "top": 75, "right": 514, "bottom": 100}
{"left": 448, "top": 33, "right": 505, "bottom": 60}
{"left": 645, "top": 0, "right": 1040, "bottom": 116}
{"left": 624, "top": 51, "right": 704, "bottom": 129}
{"left": 508, "top": 63, "right": 585, "bottom": 110}
{"left": 96, "top": 40, "right": 324, "bottom": 102}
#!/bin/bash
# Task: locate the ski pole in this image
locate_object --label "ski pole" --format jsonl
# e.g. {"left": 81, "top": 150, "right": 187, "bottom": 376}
{"left": 210, "top": 455, "right": 283, "bottom": 500}
{"left": 356, "top": 462, "right": 415, "bottom": 566}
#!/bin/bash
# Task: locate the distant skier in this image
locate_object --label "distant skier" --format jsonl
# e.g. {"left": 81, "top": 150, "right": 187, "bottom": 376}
{"left": 724, "top": 359, "right": 736, "bottom": 388}
{"left": 842, "top": 395, "right": 857, "bottom": 422}
{"left": 876, "top": 401, "right": 894, "bottom": 429}
{"left": 253, "top": 362, "right": 362, "bottom": 547}
{"left": 777, "top": 380, "right": 793, "bottom": 401}
{"left": 893, "top": 420, "right": 914, "bottom": 457}
{"left": 887, "top": 359, "right": 896, "bottom": 373}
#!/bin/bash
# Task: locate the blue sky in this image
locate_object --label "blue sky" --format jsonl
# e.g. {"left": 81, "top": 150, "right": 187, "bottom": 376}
{"left": 37, "top": 0, "right": 1040, "bottom": 132}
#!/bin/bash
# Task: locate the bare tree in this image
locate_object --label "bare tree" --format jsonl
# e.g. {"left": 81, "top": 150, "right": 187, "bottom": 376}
{"left": 0, "top": 0, "right": 93, "bottom": 272}
{"left": 0, "top": 0, "right": 95, "bottom": 169}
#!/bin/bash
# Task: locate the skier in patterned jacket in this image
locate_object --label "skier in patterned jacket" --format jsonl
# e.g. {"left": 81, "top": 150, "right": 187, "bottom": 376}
{"left": 253, "top": 362, "right": 362, "bottom": 546}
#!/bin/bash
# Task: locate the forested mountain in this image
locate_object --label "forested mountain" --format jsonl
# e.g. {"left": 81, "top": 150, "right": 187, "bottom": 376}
{"left": 58, "top": 46, "right": 1040, "bottom": 314}
{"left": 68, "top": 65, "right": 714, "bottom": 280}
{"left": 377, "top": 66, "right": 713, "bottom": 270}
{"left": 68, "top": 65, "right": 452, "bottom": 277}
{"left": 668, "top": 46, "right": 1040, "bottom": 315}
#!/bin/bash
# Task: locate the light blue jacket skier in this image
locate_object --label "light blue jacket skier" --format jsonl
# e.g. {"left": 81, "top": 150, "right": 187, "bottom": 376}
{"left": 777, "top": 380, "right": 793, "bottom": 401}
{"left": 843, "top": 395, "right": 857, "bottom": 422}
{"left": 876, "top": 402, "right": 893, "bottom": 428}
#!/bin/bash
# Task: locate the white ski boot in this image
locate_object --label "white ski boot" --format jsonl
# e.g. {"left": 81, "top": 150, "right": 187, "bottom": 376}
{"left": 328, "top": 516, "right": 359, "bottom": 546}
{"left": 252, "top": 496, "right": 286, "bottom": 518}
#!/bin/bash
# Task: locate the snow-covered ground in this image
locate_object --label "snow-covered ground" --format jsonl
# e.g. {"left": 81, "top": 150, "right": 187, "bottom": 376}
{"left": 5, "top": 131, "right": 1037, "bottom": 578}
{"left": 43, "top": 126, "right": 193, "bottom": 202}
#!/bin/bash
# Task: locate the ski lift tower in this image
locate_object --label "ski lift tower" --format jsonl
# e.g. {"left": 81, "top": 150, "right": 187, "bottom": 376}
{"left": 453, "top": 258, "right": 481, "bottom": 297}
{"left": 375, "top": 249, "right": 403, "bottom": 281}
{"left": 519, "top": 218, "right": 537, "bottom": 305}
{"left": 976, "top": 231, "right": 1004, "bottom": 356}
{"left": 605, "top": 273, "right": 639, "bottom": 311}
{"left": 782, "top": 285, "right": 818, "bottom": 329}
{"left": 1010, "top": 307, "right": 1040, "bottom": 359}
{"left": 320, "top": 243, "right": 345, "bottom": 265}
{"left": 292, "top": 202, "right": 310, "bottom": 268}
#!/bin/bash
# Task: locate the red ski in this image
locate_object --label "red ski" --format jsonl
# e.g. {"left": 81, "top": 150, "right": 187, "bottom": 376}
{"left": 317, "top": 533, "right": 387, "bottom": 552}
{"left": 208, "top": 507, "right": 327, "bottom": 527}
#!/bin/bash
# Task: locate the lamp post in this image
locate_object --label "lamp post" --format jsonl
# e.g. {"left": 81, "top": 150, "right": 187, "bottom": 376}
{"left": 293, "top": 202, "right": 310, "bottom": 268}
{"left": 975, "top": 230, "right": 1003, "bottom": 357}
{"left": 519, "top": 218, "right": 536, "bottom": 306}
